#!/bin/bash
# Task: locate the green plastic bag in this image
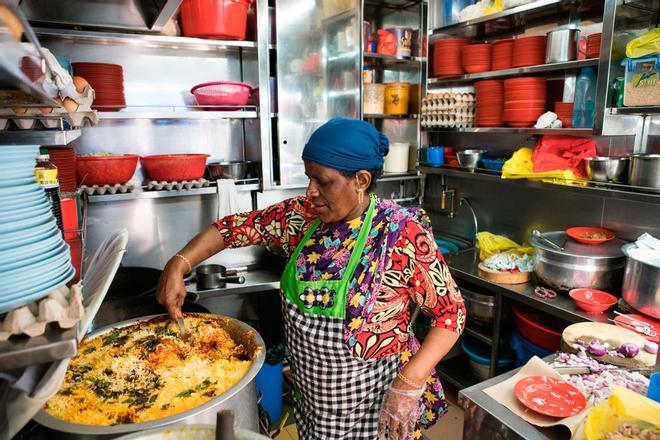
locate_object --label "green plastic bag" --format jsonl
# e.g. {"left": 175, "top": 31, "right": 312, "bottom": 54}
{"left": 626, "top": 28, "right": 660, "bottom": 58}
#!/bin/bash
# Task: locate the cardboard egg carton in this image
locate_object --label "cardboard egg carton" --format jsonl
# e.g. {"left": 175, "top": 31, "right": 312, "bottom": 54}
{"left": 422, "top": 93, "right": 475, "bottom": 113}
{"left": 0, "top": 282, "right": 83, "bottom": 341}
{"left": 80, "top": 183, "right": 135, "bottom": 196}
{"left": 421, "top": 113, "right": 475, "bottom": 129}
{"left": 145, "top": 179, "right": 210, "bottom": 191}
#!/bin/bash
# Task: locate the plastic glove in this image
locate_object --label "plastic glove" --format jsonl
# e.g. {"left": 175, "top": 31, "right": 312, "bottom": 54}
{"left": 377, "top": 385, "right": 424, "bottom": 440}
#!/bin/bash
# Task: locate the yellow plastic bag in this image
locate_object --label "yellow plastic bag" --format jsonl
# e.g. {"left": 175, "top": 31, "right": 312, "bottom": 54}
{"left": 584, "top": 387, "right": 660, "bottom": 440}
{"left": 483, "top": 0, "right": 503, "bottom": 16}
{"left": 626, "top": 28, "right": 660, "bottom": 59}
{"left": 476, "top": 232, "right": 534, "bottom": 261}
{"left": 501, "top": 147, "right": 588, "bottom": 186}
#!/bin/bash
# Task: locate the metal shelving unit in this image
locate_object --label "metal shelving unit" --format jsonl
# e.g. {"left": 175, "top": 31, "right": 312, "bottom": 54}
{"left": 87, "top": 182, "right": 261, "bottom": 203}
{"left": 0, "top": 326, "right": 78, "bottom": 372}
{"left": 364, "top": 113, "right": 419, "bottom": 119}
{"left": 436, "top": 354, "right": 480, "bottom": 389}
{"left": 424, "top": 127, "right": 593, "bottom": 136}
{"left": 609, "top": 106, "right": 660, "bottom": 116}
{"left": 364, "top": 53, "right": 426, "bottom": 66}
{"left": 98, "top": 108, "right": 259, "bottom": 120}
{"left": 0, "top": 129, "right": 82, "bottom": 146}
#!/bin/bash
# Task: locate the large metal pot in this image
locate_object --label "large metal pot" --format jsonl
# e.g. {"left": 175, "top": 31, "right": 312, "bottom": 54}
{"left": 34, "top": 314, "right": 265, "bottom": 439}
{"left": 629, "top": 154, "right": 660, "bottom": 191}
{"left": 530, "top": 231, "right": 627, "bottom": 292}
{"left": 461, "top": 287, "right": 495, "bottom": 323}
{"left": 622, "top": 243, "right": 660, "bottom": 319}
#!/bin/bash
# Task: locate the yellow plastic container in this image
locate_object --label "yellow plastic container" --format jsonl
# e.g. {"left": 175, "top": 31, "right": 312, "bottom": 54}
{"left": 384, "top": 82, "right": 410, "bottom": 115}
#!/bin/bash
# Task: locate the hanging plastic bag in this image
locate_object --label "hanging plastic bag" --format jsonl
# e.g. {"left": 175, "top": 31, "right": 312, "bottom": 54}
{"left": 532, "top": 135, "right": 597, "bottom": 178}
{"left": 476, "top": 232, "right": 534, "bottom": 261}
{"left": 626, "top": 28, "right": 660, "bottom": 59}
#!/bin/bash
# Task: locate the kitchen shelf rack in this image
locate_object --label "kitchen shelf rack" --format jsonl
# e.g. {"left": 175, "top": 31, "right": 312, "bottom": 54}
{"left": 609, "top": 106, "right": 660, "bottom": 116}
{"left": 34, "top": 28, "right": 258, "bottom": 51}
{"left": 0, "top": 129, "right": 82, "bottom": 146}
{"left": 421, "top": 165, "right": 660, "bottom": 206}
{"left": 364, "top": 53, "right": 426, "bottom": 66}
{"left": 364, "top": 114, "right": 419, "bottom": 119}
{"left": 98, "top": 107, "right": 259, "bottom": 120}
{"left": 428, "top": 59, "right": 599, "bottom": 87}
{"left": 0, "top": 326, "right": 78, "bottom": 372}
{"left": 464, "top": 324, "right": 494, "bottom": 345}
{"left": 86, "top": 182, "right": 261, "bottom": 203}
{"left": 436, "top": 354, "right": 480, "bottom": 389}
{"left": 423, "top": 127, "right": 593, "bottom": 136}
{"left": 380, "top": 171, "right": 423, "bottom": 182}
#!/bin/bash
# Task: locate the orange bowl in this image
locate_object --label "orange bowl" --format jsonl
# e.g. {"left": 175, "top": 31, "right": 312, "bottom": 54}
{"left": 569, "top": 288, "right": 618, "bottom": 314}
{"left": 566, "top": 226, "right": 615, "bottom": 245}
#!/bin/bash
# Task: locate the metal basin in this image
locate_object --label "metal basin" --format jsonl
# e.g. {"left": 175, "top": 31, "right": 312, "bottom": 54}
{"left": 622, "top": 243, "right": 660, "bottom": 319}
{"left": 461, "top": 287, "right": 495, "bottom": 323}
{"left": 34, "top": 314, "right": 265, "bottom": 439}
{"left": 584, "top": 157, "right": 629, "bottom": 183}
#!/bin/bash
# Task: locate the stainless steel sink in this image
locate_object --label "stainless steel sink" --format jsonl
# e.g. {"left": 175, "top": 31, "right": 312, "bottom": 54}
{"left": 434, "top": 231, "right": 473, "bottom": 255}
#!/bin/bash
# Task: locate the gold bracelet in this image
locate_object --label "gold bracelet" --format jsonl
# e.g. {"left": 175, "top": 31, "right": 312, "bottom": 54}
{"left": 397, "top": 371, "right": 423, "bottom": 389}
{"left": 174, "top": 253, "right": 192, "bottom": 274}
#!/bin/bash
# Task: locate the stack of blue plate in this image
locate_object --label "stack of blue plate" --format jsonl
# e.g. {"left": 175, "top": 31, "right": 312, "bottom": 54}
{"left": 0, "top": 145, "right": 74, "bottom": 314}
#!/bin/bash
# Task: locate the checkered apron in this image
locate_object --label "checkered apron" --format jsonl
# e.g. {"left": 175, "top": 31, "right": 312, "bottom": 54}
{"left": 280, "top": 197, "right": 400, "bottom": 439}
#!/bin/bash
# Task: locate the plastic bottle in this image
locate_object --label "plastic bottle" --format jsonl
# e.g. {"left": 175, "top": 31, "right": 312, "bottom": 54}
{"left": 35, "top": 152, "right": 63, "bottom": 233}
{"left": 572, "top": 67, "right": 597, "bottom": 128}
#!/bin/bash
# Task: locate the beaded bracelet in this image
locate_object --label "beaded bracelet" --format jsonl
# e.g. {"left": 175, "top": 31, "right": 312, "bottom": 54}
{"left": 396, "top": 371, "right": 423, "bottom": 389}
{"left": 174, "top": 253, "right": 192, "bottom": 274}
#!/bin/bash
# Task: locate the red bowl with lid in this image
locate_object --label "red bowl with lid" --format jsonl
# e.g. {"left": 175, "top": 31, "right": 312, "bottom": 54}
{"left": 569, "top": 288, "right": 618, "bottom": 314}
{"left": 141, "top": 154, "right": 210, "bottom": 181}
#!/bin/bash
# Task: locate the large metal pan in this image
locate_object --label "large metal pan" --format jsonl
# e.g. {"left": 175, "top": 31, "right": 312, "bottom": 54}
{"left": 34, "top": 313, "right": 265, "bottom": 440}
{"left": 530, "top": 231, "right": 627, "bottom": 292}
{"left": 622, "top": 243, "right": 660, "bottom": 319}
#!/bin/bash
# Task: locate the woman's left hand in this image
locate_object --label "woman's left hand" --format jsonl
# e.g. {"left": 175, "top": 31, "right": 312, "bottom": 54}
{"left": 377, "top": 379, "right": 424, "bottom": 440}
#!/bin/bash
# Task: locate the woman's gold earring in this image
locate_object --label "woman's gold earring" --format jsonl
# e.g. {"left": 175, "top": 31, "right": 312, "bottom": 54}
{"left": 358, "top": 188, "right": 364, "bottom": 205}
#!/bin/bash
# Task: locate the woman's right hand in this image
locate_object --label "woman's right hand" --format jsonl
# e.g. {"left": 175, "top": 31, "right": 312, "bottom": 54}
{"left": 156, "top": 258, "right": 188, "bottom": 319}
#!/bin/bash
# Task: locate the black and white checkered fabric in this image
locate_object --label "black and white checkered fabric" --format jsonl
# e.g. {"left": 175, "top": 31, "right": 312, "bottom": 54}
{"left": 282, "top": 297, "right": 399, "bottom": 439}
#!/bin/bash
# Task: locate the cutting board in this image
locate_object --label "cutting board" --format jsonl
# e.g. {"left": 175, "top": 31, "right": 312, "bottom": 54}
{"left": 561, "top": 322, "right": 655, "bottom": 370}
{"left": 477, "top": 263, "right": 531, "bottom": 285}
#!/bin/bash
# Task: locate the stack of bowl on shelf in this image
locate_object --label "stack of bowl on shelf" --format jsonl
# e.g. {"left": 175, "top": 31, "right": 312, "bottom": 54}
{"left": 72, "top": 62, "right": 126, "bottom": 111}
{"left": 421, "top": 92, "right": 475, "bottom": 128}
{"left": 587, "top": 33, "right": 602, "bottom": 58}
{"left": 512, "top": 36, "right": 547, "bottom": 68}
{"left": 492, "top": 39, "right": 514, "bottom": 70}
{"left": 432, "top": 38, "right": 469, "bottom": 77}
{"left": 503, "top": 77, "right": 547, "bottom": 127}
{"left": 462, "top": 43, "right": 491, "bottom": 73}
{"left": 47, "top": 148, "right": 76, "bottom": 193}
{"left": 0, "top": 145, "right": 75, "bottom": 314}
{"left": 475, "top": 80, "right": 504, "bottom": 127}
{"left": 554, "top": 102, "right": 574, "bottom": 128}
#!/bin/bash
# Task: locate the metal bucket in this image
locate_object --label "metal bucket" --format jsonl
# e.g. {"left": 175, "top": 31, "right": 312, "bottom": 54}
{"left": 622, "top": 244, "right": 660, "bottom": 319}
{"left": 545, "top": 28, "right": 580, "bottom": 63}
{"left": 34, "top": 314, "right": 265, "bottom": 439}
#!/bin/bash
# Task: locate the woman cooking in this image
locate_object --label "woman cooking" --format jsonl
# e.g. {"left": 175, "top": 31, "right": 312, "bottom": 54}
{"left": 157, "top": 118, "right": 465, "bottom": 440}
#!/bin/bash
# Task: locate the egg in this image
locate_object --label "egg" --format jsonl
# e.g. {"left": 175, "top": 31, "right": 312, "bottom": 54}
{"left": 62, "top": 98, "right": 79, "bottom": 113}
{"left": 11, "top": 107, "right": 27, "bottom": 114}
{"left": 39, "top": 107, "right": 53, "bottom": 114}
{"left": 72, "top": 76, "right": 88, "bottom": 94}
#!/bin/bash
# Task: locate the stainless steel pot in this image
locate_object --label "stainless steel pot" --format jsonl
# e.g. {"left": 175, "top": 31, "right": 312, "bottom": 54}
{"left": 196, "top": 264, "right": 246, "bottom": 290}
{"left": 546, "top": 28, "right": 580, "bottom": 63}
{"left": 461, "top": 288, "right": 495, "bottom": 323}
{"left": 530, "top": 231, "right": 627, "bottom": 292}
{"left": 207, "top": 161, "right": 248, "bottom": 180}
{"left": 629, "top": 154, "right": 660, "bottom": 191}
{"left": 622, "top": 243, "right": 660, "bottom": 319}
{"left": 34, "top": 314, "right": 265, "bottom": 439}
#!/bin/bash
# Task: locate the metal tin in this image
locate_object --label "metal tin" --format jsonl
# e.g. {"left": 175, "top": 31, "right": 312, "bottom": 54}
{"left": 622, "top": 244, "right": 660, "bottom": 319}
{"left": 629, "top": 154, "right": 660, "bottom": 191}
{"left": 385, "top": 27, "right": 413, "bottom": 58}
{"left": 461, "top": 288, "right": 495, "bottom": 323}
{"left": 545, "top": 29, "right": 580, "bottom": 63}
{"left": 34, "top": 314, "right": 265, "bottom": 439}
{"left": 530, "top": 231, "right": 627, "bottom": 292}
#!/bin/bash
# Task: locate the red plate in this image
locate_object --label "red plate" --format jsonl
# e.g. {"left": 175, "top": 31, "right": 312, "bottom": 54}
{"left": 566, "top": 226, "right": 615, "bottom": 245}
{"left": 515, "top": 376, "right": 586, "bottom": 418}
{"left": 613, "top": 314, "right": 659, "bottom": 343}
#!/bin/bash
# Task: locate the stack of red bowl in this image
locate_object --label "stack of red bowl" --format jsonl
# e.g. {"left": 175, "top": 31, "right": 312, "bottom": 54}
{"left": 503, "top": 77, "right": 546, "bottom": 127}
{"left": 587, "top": 33, "right": 601, "bottom": 58}
{"left": 512, "top": 36, "right": 547, "bottom": 68}
{"left": 492, "top": 39, "right": 514, "bottom": 70}
{"left": 72, "top": 62, "right": 126, "bottom": 110}
{"left": 47, "top": 147, "right": 77, "bottom": 193}
{"left": 462, "top": 44, "right": 492, "bottom": 73}
{"left": 554, "top": 102, "right": 574, "bottom": 128}
{"left": 475, "top": 80, "right": 504, "bottom": 127}
{"left": 432, "top": 38, "right": 469, "bottom": 77}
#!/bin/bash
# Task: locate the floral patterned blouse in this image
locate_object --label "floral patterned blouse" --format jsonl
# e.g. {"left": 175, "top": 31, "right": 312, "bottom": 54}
{"left": 214, "top": 195, "right": 465, "bottom": 360}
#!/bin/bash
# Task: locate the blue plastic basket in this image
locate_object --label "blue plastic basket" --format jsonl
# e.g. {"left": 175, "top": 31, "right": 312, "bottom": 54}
{"left": 256, "top": 362, "right": 283, "bottom": 425}
{"left": 480, "top": 157, "right": 506, "bottom": 173}
{"left": 510, "top": 330, "right": 553, "bottom": 367}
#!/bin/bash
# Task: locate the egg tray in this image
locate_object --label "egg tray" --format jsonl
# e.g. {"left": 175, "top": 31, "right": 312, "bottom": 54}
{"left": 421, "top": 114, "right": 475, "bottom": 128}
{"left": 145, "top": 179, "right": 210, "bottom": 191}
{"left": 80, "top": 183, "right": 136, "bottom": 196}
{"left": 0, "top": 282, "right": 84, "bottom": 341}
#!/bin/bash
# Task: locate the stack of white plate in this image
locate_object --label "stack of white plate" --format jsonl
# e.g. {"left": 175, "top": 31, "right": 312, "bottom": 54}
{"left": 0, "top": 145, "right": 74, "bottom": 314}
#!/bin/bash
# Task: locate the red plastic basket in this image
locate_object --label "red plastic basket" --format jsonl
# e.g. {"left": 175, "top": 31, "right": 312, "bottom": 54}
{"left": 141, "top": 154, "right": 210, "bottom": 181}
{"left": 76, "top": 155, "right": 139, "bottom": 186}
{"left": 191, "top": 81, "right": 252, "bottom": 110}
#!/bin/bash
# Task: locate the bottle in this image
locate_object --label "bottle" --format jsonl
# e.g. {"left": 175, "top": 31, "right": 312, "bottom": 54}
{"left": 35, "top": 151, "right": 63, "bottom": 233}
{"left": 572, "top": 67, "right": 597, "bottom": 128}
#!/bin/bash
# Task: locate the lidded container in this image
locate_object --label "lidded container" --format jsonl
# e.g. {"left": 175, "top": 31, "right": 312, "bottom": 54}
{"left": 364, "top": 83, "right": 385, "bottom": 114}
{"left": 384, "top": 82, "right": 410, "bottom": 114}
{"left": 383, "top": 142, "right": 410, "bottom": 173}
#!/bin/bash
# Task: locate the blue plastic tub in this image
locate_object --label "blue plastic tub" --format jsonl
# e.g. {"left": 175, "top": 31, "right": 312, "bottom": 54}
{"left": 461, "top": 335, "right": 514, "bottom": 380}
{"left": 255, "top": 362, "right": 283, "bottom": 425}
{"left": 435, "top": 238, "right": 459, "bottom": 255}
{"left": 510, "top": 330, "right": 553, "bottom": 367}
{"left": 480, "top": 157, "right": 506, "bottom": 173}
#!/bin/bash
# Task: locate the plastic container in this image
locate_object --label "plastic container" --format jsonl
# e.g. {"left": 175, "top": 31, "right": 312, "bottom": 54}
{"left": 512, "top": 304, "right": 564, "bottom": 351}
{"left": 623, "top": 55, "right": 660, "bottom": 107}
{"left": 648, "top": 372, "right": 660, "bottom": 403}
{"left": 461, "top": 335, "right": 515, "bottom": 381}
{"left": 426, "top": 146, "right": 444, "bottom": 167}
{"left": 386, "top": 27, "right": 413, "bottom": 58}
{"left": 179, "top": 0, "right": 254, "bottom": 40}
{"left": 510, "top": 330, "right": 553, "bottom": 367}
{"left": 75, "top": 155, "right": 139, "bottom": 186}
{"left": 255, "top": 362, "right": 283, "bottom": 425}
{"left": 573, "top": 66, "right": 597, "bottom": 128}
{"left": 383, "top": 142, "right": 410, "bottom": 173}
{"left": 34, "top": 153, "right": 63, "bottom": 233}
{"left": 384, "top": 82, "right": 410, "bottom": 115}
{"left": 363, "top": 83, "right": 385, "bottom": 114}
{"left": 141, "top": 154, "right": 210, "bottom": 181}
{"left": 191, "top": 81, "right": 252, "bottom": 110}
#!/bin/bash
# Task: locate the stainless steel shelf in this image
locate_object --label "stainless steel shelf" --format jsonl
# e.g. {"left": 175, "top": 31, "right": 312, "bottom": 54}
{"left": 609, "top": 106, "right": 660, "bottom": 116}
{"left": 0, "top": 326, "right": 78, "bottom": 372}
{"left": 420, "top": 166, "right": 660, "bottom": 204}
{"left": 429, "top": 0, "right": 600, "bottom": 38}
{"left": 436, "top": 354, "right": 480, "bottom": 389}
{"left": 423, "top": 127, "right": 593, "bottom": 136}
{"left": 364, "top": 114, "right": 419, "bottom": 119}
{"left": 364, "top": 53, "right": 426, "bottom": 66}
{"left": 380, "top": 171, "right": 423, "bottom": 182}
{"left": 34, "top": 28, "right": 258, "bottom": 51}
{"left": 87, "top": 183, "right": 261, "bottom": 203}
{"left": 0, "top": 129, "right": 82, "bottom": 146}
{"left": 428, "top": 59, "right": 599, "bottom": 87}
{"left": 98, "top": 110, "right": 259, "bottom": 120}
{"left": 464, "top": 325, "right": 493, "bottom": 345}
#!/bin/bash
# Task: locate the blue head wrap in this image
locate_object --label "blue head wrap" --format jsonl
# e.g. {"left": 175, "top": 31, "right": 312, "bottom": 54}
{"left": 302, "top": 118, "right": 390, "bottom": 172}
